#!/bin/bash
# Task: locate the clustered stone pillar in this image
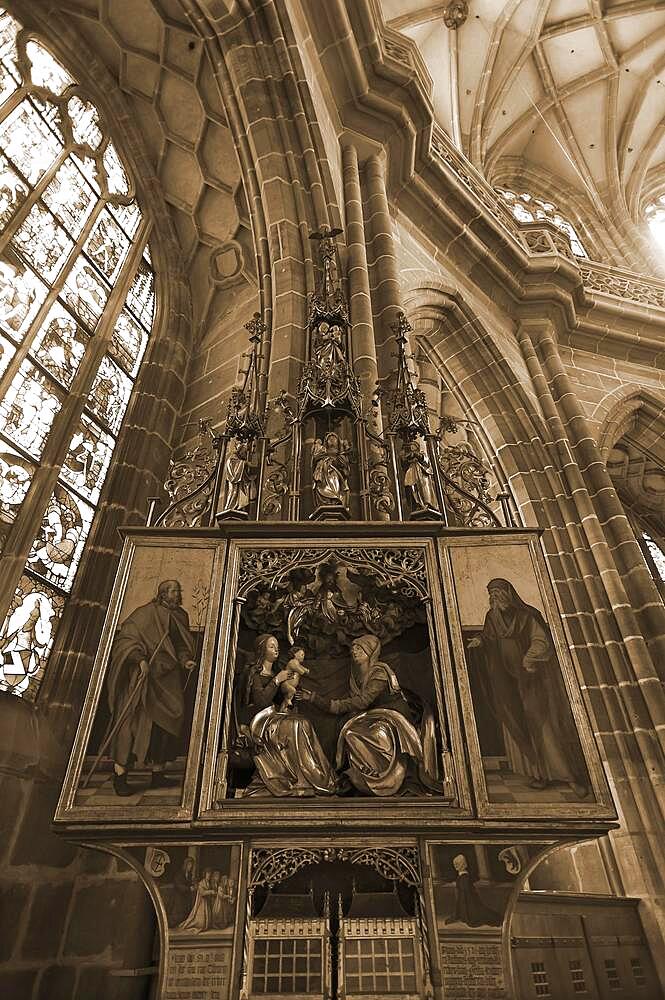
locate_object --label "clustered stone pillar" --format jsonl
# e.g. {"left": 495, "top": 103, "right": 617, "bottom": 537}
{"left": 343, "top": 143, "right": 390, "bottom": 521}
{"left": 518, "top": 318, "right": 665, "bottom": 952}
{"left": 362, "top": 155, "right": 408, "bottom": 381}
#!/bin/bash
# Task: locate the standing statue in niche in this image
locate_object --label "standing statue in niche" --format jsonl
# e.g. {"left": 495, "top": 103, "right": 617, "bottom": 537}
{"left": 468, "top": 578, "right": 588, "bottom": 797}
{"left": 311, "top": 432, "right": 350, "bottom": 509}
{"left": 402, "top": 439, "right": 438, "bottom": 512}
{"left": 313, "top": 321, "right": 345, "bottom": 374}
{"left": 221, "top": 440, "right": 253, "bottom": 515}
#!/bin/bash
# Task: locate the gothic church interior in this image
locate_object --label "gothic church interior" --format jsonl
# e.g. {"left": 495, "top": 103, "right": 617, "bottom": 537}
{"left": 1, "top": 2, "right": 665, "bottom": 999}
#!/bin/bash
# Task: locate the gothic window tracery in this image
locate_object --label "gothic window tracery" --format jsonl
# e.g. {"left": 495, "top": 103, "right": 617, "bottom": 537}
{"left": 0, "top": 7, "right": 154, "bottom": 699}
{"left": 496, "top": 186, "right": 588, "bottom": 258}
{"left": 645, "top": 194, "right": 665, "bottom": 253}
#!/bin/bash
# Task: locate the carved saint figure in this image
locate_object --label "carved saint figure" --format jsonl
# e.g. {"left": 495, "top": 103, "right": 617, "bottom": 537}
{"left": 402, "top": 438, "right": 437, "bottom": 511}
{"left": 243, "top": 634, "right": 337, "bottom": 797}
{"left": 105, "top": 579, "right": 197, "bottom": 796}
{"left": 313, "top": 321, "right": 345, "bottom": 373}
{"left": 221, "top": 440, "right": 252, "bottom": 513}
{"left": 299, "top": 634, "right": 424, "bottom": 796}
{"left": 468, "top": 579, "right": 588, "bottom": 797}
{"left": 311, "top": 432, "right": 350, "bottom": 508}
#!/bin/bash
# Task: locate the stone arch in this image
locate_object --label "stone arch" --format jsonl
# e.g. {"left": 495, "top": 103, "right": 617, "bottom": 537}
{"left": 401, "top": 282, "right": 549, "bottom": 528}
{"left": 597, "top": 388, "right": 665, "bottom": 465}
{"left": 181, "top": 0, "right": 344, "bottom": 402}
{"left": 597, "top": 388, "right": 665, "bottom": 574}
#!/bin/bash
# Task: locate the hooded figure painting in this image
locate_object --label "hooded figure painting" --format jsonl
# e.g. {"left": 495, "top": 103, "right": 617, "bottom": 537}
{"left": 468, "top": 578, "right": 588, "bottom": 798}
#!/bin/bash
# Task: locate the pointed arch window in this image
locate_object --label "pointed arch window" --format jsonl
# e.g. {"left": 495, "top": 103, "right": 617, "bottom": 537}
{"left": 0, "top": 8, "right": 154, "bottom": 699}
{"left": 645, "top": 195, "right": 665, "bottom": 253}
{"left": 496, "top": 186, "right": 588, "bottom": 258}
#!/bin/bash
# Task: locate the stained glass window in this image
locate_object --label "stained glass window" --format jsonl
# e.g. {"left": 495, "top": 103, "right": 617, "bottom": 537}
{"left": 646, "top": 195, "right": 665, "bottom": 253}
{"left": 496, "top": 187, "right": 588, "bottom": 258}
{"left": 0, "top": 8, "right": 154, "bottom": 699}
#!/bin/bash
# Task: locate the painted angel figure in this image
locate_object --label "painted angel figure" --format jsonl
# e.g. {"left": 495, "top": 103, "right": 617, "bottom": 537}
{"left": 402, "top": 438, "right": 437, "bottom": 512}
{"left": 311, "top": 431, "right": 350, "bottom": 508}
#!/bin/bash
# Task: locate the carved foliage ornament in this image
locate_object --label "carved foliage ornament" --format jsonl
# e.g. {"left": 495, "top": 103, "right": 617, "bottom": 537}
{"left": 237, "top": 546, "right": 428, "bottom": 598}
{"left": 250, "top": 847, "right": 421, "bottom": 890}
{"left": 158, "top": 420, "right": 219, "bottom": 528}
{"left": 443, "top": 1, "right": 469, "bottom": 29}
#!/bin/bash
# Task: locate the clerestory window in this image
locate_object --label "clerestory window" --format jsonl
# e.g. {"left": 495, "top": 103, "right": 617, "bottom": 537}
{"left": 0, "top": 7, "right": 154, "bottom": 699}
{"left": 645, "top": 195, "right": 665, "bottom": 253}
{"left": 496, "top": 186, "right": 588, "bottom": 258}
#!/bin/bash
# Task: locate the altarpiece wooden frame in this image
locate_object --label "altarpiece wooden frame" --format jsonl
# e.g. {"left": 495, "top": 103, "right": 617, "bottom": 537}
{"left": 56, "top": 533, "right": 227, "bottom": 823}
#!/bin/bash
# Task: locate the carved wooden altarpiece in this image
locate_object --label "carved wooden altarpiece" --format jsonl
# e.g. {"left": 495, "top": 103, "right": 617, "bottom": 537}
{"left": 54, "top": 232, "right": 615, "bottom": 1000}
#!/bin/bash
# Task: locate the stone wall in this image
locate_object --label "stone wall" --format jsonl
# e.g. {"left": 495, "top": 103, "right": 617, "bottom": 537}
{"left": 0, "top": 766, "right": 156, "bottom": 999}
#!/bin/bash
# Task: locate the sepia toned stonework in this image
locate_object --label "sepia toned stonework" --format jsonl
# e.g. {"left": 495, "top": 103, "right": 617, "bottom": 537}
{"left": 1, "top": 2, "right": 665, "bottom": 999}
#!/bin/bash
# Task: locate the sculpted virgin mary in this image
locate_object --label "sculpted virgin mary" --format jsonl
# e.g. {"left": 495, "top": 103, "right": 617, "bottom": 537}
{"left": 242, "top": 634, "right": 337, "bottom": 798}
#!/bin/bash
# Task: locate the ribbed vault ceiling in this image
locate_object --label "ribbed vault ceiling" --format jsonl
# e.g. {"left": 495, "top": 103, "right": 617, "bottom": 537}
{"left": 383, "top": 0, "right": 665, "bottom": 223}
{"left": 41, "top": 0, "right": 251, "bottom": 333}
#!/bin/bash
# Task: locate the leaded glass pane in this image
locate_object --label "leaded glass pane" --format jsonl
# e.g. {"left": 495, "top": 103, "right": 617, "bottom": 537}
{"left": 42, "top": 157, "right": 97, "bottom": 237}
{"left": 0, "top": 574, "right": 65, "bottom": 697}
{"left": 0, "top": 153, "right": 29, "bottom": 228}
{"left": 102, "top": 140, "right": 130, "bottom": 196}
{"left": 0, "top": 330, "right": 14, "bottom": 376}
{"left": 0, "top": 55, "right": 18, "bottom": 106}
{"left": 27, "top": 482, "right": 94, "bottom": 590}
{"left": 109, "top": 309, "right": 147, "bottom": 376}
{"left": 0, "top": 359, "right": 62, "bottom": 456}
{"left": 109, "top": 198, "right": 141, "bottom": 239}
{"left": 61, "top": 413, "right": 113, "bottom": 504}
{"left": 0, "top": 99, "right": 63, "bottom": 183}
{"left": 25, "top": 39, "right": 74, "bottom": 96}
{"left": 88, "top": 354, "right": 131, "bottom": 433}
{"left": 0, "top": 443, "right": 33, "bottom": 529}
{"left": 0, "top": 11, "right": 22, "bottom": 105}
{"left": 643, "top": 532, "right": 665, "bottom": 583}
{"left": 67, "top": 95, "right": 103, "bottom": 149}
{"left": 12, "top": 202, "right": 74, "bottom": 281}
{"left": 0, "top": 255, "right": 48, "bottom": 341}
{"left": 0, "top": 10, "right": 19, "bottom": 64}
{"left": 84, "top": 210, "right": 129, "bottom": 281}
{"left": 30, "top": 303, "right": 87, "bottom": 387}
{"left": 125, "top": 258, "right": 154, "bottom": 330}
{"left": 61, "top": 256, "right": 109, "bottom": 330}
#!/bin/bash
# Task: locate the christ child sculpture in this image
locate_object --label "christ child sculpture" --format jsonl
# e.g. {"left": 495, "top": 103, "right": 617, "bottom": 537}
{"left": 281, "top": 644, "right": 310, "bottom": 709}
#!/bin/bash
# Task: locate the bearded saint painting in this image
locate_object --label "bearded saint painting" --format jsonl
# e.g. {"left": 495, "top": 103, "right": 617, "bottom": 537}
{"left": 467, "top": 578, "right": 589, "bottom": 800}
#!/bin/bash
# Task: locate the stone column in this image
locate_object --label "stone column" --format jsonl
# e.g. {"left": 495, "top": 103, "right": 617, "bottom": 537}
{"left": 343, "top": 143, "right": 391, "bottom": 520}
{"left": 517, "top": 318, "right": 665, "bottom": 958}
{"left": 362, "top": 155, "right": 406, "bottom": 381}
